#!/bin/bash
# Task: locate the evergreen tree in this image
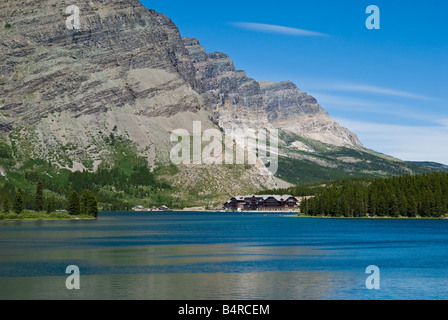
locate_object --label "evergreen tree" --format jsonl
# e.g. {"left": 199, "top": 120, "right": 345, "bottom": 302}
{"left": 389, "top": 195, "right": 400, "bottom": 217}
{"left": 433, "top": 190, "right": 444, "bottom": 217}
{"left": 408, "top": 196, "right": 418, "bottom": 217}
{"left": 398, "top": 191, "right": 408, "bottom": 217}
{"left": 88, "top": 192, "right": 99, "bottom": 217}
{"left": 368, "top": 185, "right": 378, "bottom": 216}
{"left": 80, "top": 190, "right": 98, "bottom": 217}
{"left": 300, "top": 172, "right": 448, "bottom": 218}
{"left": 35, "top": 179, "right": 44, "bottom": 212}
{"left": 80, "top": 190, "right": 88, "bottom": 215}
{"left": 67, "top": 191, "right": 80, "bottom": 215}
{"left": 2, "top": 194, "right": 10, "bottom": 213}
{"left": 46, "top": 196, "right": 57, "bottom": 214}
{"left": 300, "top": 197, "right": 308, "bottom": 215}
{"left": 341, "top": 200, "right": 350, "bottom": 217}
{"left": 13, "top": 189, "right": 24, "bottom": 214}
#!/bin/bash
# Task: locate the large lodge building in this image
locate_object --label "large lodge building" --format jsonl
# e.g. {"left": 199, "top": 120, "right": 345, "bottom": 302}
{"left": 224, "top": 195, "right": 300, "bottom": 212}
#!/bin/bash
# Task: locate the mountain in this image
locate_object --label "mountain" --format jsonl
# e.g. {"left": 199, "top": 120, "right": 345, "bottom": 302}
{"left": 0, "top": 0, "right": 209, "bottom": 168}
{"left": 182, "top": 37, "right": 448, "bottom": 185}
{"left": 183, "top": 37, "right": 363, "bottom": 149}
{"left": 0, "top": 0, "right": 279, "bottom": 209}
{"left": 0, "top": 0, "right": 446, "bottom": 210}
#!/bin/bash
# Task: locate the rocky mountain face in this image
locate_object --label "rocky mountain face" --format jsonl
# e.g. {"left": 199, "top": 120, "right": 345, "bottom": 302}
{"left": 181, "top": 37, "right": 443, "bottom": 185}
{"left": 183, "top": 37, "right": 363, "bottom": 148}
{"left": 0, "top": 0, "right": 278, "bottom": 197}
{"left": 1, "top": 0, "right": 202, "bottom": 121}
{"left": 1, "top": 0, "right": 208, "bottom": 166}
{"left": 0, "top": 0, "right": 444, "bottom": 202}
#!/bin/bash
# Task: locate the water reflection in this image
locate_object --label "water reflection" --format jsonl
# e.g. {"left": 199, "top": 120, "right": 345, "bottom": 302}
{"left": 1, "top": 213, "right": 448, "bottom": 299}
{"left": 0, "top": 271, "right": 350, "bottom": 300}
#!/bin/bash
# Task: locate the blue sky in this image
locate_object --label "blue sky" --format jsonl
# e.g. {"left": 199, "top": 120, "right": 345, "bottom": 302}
{"left": 141, "top": 0, "right": 448, "bottom": 164}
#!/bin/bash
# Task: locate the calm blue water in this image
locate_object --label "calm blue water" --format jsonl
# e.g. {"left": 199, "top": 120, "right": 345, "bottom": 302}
{"left": 1, "top": 212, "right": 448, "bottom": 300}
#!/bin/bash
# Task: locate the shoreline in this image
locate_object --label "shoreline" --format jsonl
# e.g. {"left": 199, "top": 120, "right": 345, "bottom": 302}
{"left": 293, "top": 214, "right": 448, "bottom": 220}
{"left": 129, "top": 210, "right": 448, "bottom": 220}
{"left": 129, "top": 209, "right": 299, "bottom": 214}
{"left": 0, "top": 217, "right": 96, "bottom": 222}
{"left": 0, "top": 210, "right": 96, "bottom": 222}
{"left": 2, "top": 210, "right": 446, "bottom": 221}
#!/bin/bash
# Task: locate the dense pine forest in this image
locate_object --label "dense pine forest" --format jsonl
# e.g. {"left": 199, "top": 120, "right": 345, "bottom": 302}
{"left": 0, "top": 157, "right": 178, "bottom": 213}
{"left": 0, "top": 177, "right": 99, "bottom": 218}
{"left": 300, "top": 172, "right": 448, "bottom": 218}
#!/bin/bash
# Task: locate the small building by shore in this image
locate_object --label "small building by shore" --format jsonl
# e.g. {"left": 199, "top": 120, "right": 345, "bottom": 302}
{"left": 224, "top": 195, "right": 300, "bottom": 212}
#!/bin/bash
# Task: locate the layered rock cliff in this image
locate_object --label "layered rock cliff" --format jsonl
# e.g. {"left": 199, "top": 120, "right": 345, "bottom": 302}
{"left": 1, "top": 1, "right": 203, "bottom": 122}
{"left": 1, "top": 0, "right": 442, "bottom": 199}
{"left": 183, "top": 37, "right": 364, "bottom": 148}
{"left": 0, "top": 0, "right": 209, "bottom": 166}
{"left": 0, "top": 0, "right": 279, "bottom": 196}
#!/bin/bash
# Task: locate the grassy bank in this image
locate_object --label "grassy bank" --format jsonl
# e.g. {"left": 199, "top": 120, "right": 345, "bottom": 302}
{"left": 0, "top": 210, "right": 96, "bottom": 221}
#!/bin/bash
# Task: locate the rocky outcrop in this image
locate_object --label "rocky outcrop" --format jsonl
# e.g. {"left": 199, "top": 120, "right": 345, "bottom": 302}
{"left": 1, "top": 0, "right": 446, "bottom": 193}
{"left": 0, "top": 0, "right": 282, "bottom": 194}
{"left": 0, "top": 0, "right": 210, "bottom": 164}
{"left": 0, "top": 0, "right": 205, "bottom": 130}
{"left": 183, "top": 37, "right": 364, "bottom": 148}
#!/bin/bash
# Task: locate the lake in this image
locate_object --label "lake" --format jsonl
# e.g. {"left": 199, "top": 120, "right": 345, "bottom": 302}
{"left": 1, "top": 212, "right": 448, "bottom": 300}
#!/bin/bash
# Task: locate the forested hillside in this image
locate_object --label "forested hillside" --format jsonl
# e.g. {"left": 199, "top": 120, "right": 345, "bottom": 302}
{"left": 300, "top": 172, "right": 448, "bottom": 218}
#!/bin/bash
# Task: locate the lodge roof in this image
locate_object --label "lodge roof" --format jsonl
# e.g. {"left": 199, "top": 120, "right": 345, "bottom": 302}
{"left": 231, "top": 195, "right": 296, "bottom": 202}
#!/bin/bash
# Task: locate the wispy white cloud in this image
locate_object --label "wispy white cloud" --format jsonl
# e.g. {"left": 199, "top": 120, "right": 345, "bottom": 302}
{"left": 300, "top": 78, "right": 435, "bottom": 101}
{"left": 231, "top": 22, "right": 329, "bottom": 37}
{"left": 312, "top": 93, "right": 377, "bottom": 108}
{"left": 336, "top": 118, "right": 448, "bottom": 164}
{"left": 312, "top": 93, "right": 438, "bottom": 123}
{"left": 436, "top": 118, "right": 448, "bottom": 127}
{"left": 328, "top": 83, "right": 433, "bottom": 101}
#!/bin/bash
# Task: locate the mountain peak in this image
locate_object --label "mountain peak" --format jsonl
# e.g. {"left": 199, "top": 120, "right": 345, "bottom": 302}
{"left": 1, "top": 0, "right": 445, "bottom": 205}
{"left": 183, "top": 38, "right": 364, "bottom": 148}
{"left": 259, "top": 80, "right": 297, "bottom": 91}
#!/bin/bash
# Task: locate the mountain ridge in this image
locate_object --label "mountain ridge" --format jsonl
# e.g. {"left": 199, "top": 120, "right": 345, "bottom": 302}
{"left": 183, "top": 37, "right": 365, "bottom": 149}
{"left": 0, "top": 0, "right": 446, "bottom": 210}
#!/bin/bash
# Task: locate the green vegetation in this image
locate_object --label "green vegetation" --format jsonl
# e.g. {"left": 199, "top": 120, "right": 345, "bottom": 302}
{"left": 4, "top": 23, "right": 11, "bottom": 29}
{"left": 80, "top": 190, "right": 98, "bottom": 217}
{"left": 35, "top": 179, "right": 44, "bottom": 211}
{"left": 13, "top": 189, "right": 24, "bottom": 214}
{"left": 276, "top": 156, "right": 368, "bottom": 185}
{"left": 66, "top": 189, "right": 98, "bottom": 217}
{"left": 46, "top": 196, "right": 56, "bottom": 214}
{"left": 0, "top": 185, "right": 98, "bottom": 220}
{"left": 67, "top": 190, "right": 80, "bottom": 215}
{"left": 0, "top": 148, "right": 183, "bottom": 211}
{"left": 0, "top": 129, "right": 184, "bottom": 211}
{"left": 0, "top": 183, "right": 98, "bottom": 220}
{"left": 0, "top": 141, "right": 12, "bottom": 159}
{"left": 2, "top": 194, "right": 10, "bottom": 213}
{"left": 275, "top": 131, "right": 448, "bottom": 186}
{"left": 2, "top": 123, "right": 448, "bottom": 213}
{"left": 0, "top": 167, "right": 99, "bottom": 219}
{"left": 0, "top": 210, "right": 94, "bottom": 221}
{"left": 300, "top": 172, "right": 448, "bottom": 218}
{"left": 259, "top": 182, "right": 327, "bottom": 197}
{"left": 23, "top": 93, "right": 35, "bottom": 100}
